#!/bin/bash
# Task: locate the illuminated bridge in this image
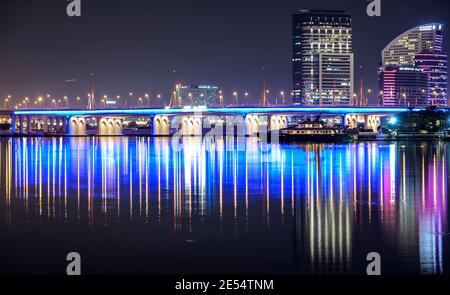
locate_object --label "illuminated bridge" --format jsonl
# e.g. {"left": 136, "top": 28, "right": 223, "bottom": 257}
{"left": 2, "top": 106, "right": 448, "bottom": 136}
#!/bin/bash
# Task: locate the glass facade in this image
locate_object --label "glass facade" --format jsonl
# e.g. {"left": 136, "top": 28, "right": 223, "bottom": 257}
{"left": 378, "top": 66, "right": 429, "bottom": 107}
{"left": 415, "top": 53, "right": 448, "bottom": 106}
{"left": 380, "top": 23, "right": 448, "bottom": 106}
{"left": 382, "top": 24, "right": 443, "bottom": 66}
{"left": 175, "top": 85, "right": 219, "bottom": 107}
{"left": 293, "top": 10, "right": 354, "bottom": 106}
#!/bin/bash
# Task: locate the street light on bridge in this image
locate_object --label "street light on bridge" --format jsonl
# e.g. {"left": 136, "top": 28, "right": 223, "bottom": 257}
{"left": 4, "top": 96, "right": 10, "bottom": 109}
{"left": 233, "top": 91, "right": 238, "bottom": 105}
{"left": 128, "top": 92, "right": 133, "bottom": 108}
{"left": 145, "top": 93, "right": 150, "bottom": 107}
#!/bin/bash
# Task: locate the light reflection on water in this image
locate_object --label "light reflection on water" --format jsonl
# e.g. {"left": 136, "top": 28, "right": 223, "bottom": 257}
{"left": 0, "top": 137, "right": 448, "bottom": 275}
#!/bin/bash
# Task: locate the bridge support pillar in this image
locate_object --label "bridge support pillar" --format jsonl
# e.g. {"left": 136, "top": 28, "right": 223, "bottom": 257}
{"left": 98, "top": 117, "right": 122, "bottom": 136}
{"left": 68, "top": 117, "right": 87, "bottom": 136}
{"left": 269, "top": 115, "right": 287, "bottom": 131}
{"left": 153, "top": 115, "right": 170, "bottom": 136}
{"left": 17, "top": 116, "right": 23, "bottom": 135}
{"left": 26, "top": 116, "right": 32, "bottom": 134}
{"left": 239, "top": 115, "right": 246, "bottom": 138}
{"left": 345, "top": 114, "right": 359, "bottom": 129}
{"left": 11, "top": 115, "right": 16, "bottom": 135}
{"left": 180, "top": 116, "right": 202, "bottom": 136}
{"left": 364, "top": 115, "right": 381, "bottom": 133}
{"left": 43, "top": 117, "right": 49, "bottom": 133}
{"left": 245, "top": 114, "right": 260, "bottom": 136}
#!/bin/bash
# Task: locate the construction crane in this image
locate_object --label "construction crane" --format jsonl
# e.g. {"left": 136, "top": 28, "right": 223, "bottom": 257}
{"left": 87, "top": 73, "right": 96, "bottom": 109}
{"left": 259, "top": 80, "right": 270, "bottom": 107}
{"left": 168, "top": 84, "right": 182, "bottom": 109}
{"left": 259, "top": 67, "right": 270, "bottom": 107}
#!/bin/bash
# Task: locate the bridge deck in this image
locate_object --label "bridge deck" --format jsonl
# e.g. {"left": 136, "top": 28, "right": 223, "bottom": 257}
{"left": 12, "top": 107, "right": 448, "bottom": 117}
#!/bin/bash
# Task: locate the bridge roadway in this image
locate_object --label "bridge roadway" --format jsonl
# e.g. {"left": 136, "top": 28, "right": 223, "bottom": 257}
{"left": 4, "top": 106, "right": 449, "bottom": 136}
{"left": 11, "top": 106, "right": 429, "bottom": 116}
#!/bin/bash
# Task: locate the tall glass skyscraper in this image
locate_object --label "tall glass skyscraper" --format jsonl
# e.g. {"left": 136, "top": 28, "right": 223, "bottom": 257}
{"left": 292, "top": 10, "right": 354, "bottom": 106}
{"left": 380, "top": 24, "right": 447, "bottom": 106}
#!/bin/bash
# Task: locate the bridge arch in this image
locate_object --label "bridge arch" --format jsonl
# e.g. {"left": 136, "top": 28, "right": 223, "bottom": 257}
{"left": 153, "top": 115, "right": 170, "bottom": 136}
{"left": 269, "top": 115, "right": 287, "bottom": 131}
{"left": 69, "top": 117, "right": 87, "bottom": 136}
{"left": 98, "top": 117, "right": 122, "bottom": 136}
{"left": 245, "top": 114, "right": 260, "bottom": 135}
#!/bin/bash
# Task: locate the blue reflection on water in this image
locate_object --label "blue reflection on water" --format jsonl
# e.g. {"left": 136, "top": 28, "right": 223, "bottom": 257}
{"left": 0, "top": 137, "right": 448, "bottom": 275}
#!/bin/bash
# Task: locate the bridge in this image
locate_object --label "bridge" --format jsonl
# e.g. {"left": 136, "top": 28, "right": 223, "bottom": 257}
{"left": 1, "top": 106, "right": 447, "bottom": 136}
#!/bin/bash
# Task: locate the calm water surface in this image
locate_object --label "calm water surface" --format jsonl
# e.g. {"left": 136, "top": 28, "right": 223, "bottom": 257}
{"left": 0, "top": 137, "right": 448, "bottom": 275}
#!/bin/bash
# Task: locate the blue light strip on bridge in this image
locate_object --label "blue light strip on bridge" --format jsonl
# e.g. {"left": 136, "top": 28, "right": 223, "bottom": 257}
{"left": 13, "top": 107, "right": 447, "bottom": 117}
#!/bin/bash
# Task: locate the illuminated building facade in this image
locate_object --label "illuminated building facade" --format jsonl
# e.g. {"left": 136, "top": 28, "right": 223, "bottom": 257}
{"left": 378, "top": 66, "right": 429, "bottom": 107}
{"left": 380, "top": 24, "right": 448, "bottom": 106}
{"left": 175, "top": 85, "right": 219, "bottom": 107}
{"left": 382, "top": 24, "right": 443, "bottom": 66}
{"left": 414, "top": 53, "right": 448, "bottom": 106}
{"left": 293, "top": 10, "right": 354, "bottom": 106}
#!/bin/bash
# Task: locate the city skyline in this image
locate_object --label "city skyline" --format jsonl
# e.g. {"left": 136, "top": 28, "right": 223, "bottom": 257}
{"left": 1, "top": 0, "right": 450, "bottom": 106}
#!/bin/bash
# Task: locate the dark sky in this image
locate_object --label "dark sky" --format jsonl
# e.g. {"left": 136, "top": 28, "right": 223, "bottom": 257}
{"left": 1, "top": 0, "right": 449, "bottom": 106}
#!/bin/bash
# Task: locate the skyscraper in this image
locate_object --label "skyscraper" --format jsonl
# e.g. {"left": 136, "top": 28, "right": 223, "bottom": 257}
{"left": 382, "top": 24, "right": 443, "bottom": 66}
{"left": 292, "top": 10, "right": 354, "bottom": 106}
{"left": 380, "top": 24, "right": 447, "bottom": 106}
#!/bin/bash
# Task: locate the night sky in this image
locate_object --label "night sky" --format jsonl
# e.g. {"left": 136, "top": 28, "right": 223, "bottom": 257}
{"left": 1, "top": 0, "right": 450, "bottom": 106}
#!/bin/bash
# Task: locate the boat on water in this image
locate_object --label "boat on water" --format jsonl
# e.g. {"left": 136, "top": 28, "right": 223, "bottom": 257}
{"left": 277, "top": 120, "right": 353, "bottom": 143}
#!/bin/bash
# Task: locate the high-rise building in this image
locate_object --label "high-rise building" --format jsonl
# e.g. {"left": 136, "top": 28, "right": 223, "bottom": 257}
{"left": 378, "top": 66, "right": 429, "bottom": 107}
{"left": 293, "top": 10, "right": 354, "bottom": 106}
{"left": 382, "top": 24, "right": 443, "bottom": 66}
{"left": 175, "top": 85, "right": 219, "bottom": 107}
{"left": 414, "top": 52, "right": 448, "bottom": 106}
{"left": 380, "top": 23, "right": 447, "bottom": 106}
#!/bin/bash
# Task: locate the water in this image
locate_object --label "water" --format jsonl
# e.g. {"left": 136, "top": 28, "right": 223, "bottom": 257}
{"left": 0, "top": 137, "right": 448, "bottom": 275}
